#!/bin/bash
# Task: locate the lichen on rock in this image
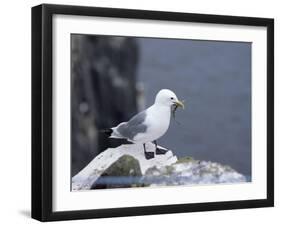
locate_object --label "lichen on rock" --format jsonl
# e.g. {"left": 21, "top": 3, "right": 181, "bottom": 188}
{"left": 142, "top": 157, "right": 246, "bottom": 186}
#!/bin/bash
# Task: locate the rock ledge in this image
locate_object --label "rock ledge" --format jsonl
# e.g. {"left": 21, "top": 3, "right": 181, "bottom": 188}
{"left": 72, "top": 144, "right": 246, "bottom": 190}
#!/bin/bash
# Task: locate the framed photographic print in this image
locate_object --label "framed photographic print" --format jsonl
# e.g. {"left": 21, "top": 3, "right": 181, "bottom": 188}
{"left": 31, "top": 4, "right": 274, "bottom": 221}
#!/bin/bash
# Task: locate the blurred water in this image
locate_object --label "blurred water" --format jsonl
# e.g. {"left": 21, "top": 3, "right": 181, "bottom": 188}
{"left": 93, "top": 174, "right": 251, "bottom": 189}
{"left": 137, "top": 38, "right": 251, "bottom": 176}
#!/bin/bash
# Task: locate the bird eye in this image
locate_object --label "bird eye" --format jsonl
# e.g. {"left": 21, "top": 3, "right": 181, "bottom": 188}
{"left": 170, "top": 97, "right": 174, "bottom": 100}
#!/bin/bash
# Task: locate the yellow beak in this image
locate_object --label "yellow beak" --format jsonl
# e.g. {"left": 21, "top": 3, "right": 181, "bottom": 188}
{"left": 175, "top": 100, "right": 185, "bottom": 109}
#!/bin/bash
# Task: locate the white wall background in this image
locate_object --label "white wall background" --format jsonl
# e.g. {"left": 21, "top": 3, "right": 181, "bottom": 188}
{"left": 0, "top": 0, "right": 279, "bottom": 225}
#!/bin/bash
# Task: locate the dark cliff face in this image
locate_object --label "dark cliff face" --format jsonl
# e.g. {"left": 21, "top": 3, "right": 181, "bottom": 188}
{"left": 71, "top": 35, "right": 139, "bottom": 176}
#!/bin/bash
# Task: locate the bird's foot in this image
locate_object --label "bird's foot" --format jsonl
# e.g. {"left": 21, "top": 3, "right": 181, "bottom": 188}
{"left": 155, "top": 147, "right": 169, "bottom": 155}
{"left": 145, "top": 151, "right": 155, "bottom": 160}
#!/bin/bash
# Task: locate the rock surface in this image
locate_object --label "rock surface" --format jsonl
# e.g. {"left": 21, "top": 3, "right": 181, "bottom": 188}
{"left": 142, "top": 157, "right": 246, "bottom": 186}
{"left": 72, "top": 143, "right": 177, "bottom": 190}
{"left": 91, "top": 155, "right": 142, "bottom": 189}
{"left": 72, "top": 144, "right": 246, "bottom": 190}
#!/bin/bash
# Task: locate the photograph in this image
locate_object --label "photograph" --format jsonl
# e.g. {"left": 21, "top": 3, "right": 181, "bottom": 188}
{"left": 71, "top": 34, "right": 252, "bottom": 191}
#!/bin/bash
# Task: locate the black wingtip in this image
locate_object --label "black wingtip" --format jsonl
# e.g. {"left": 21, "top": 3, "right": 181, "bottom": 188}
{"left": 100, "top": 128, "right": 113, "bottom": 136}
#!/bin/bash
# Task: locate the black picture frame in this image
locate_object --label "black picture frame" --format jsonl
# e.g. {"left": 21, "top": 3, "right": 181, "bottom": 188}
{"left": 32, "top": 3, "right": 274, "bottom": 222}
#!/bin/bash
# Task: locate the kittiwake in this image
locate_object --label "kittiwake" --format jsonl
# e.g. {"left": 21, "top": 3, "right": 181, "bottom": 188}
{"left": 104, "top": 89, "right": 184, "bottom": 159}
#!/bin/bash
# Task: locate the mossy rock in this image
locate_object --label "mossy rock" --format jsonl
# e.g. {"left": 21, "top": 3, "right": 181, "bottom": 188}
{"left": 145, "top": 156, "right": 195, "bottom": 177}
{"left": 103, "top": 155, "right": 142, "bottom": 176}
{"left": 175, "top": 156, "right": 194, "bottom": 164}
{"left": 145, "top": 165, "right": 175, "bottom": 178}
{"left": 91, "top": 155, "right": 143, "bottom": 189}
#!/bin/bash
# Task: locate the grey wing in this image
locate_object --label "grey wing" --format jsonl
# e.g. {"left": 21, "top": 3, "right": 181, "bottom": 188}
{"left": 116, "top": 110, "right": 147, "bottom": 140}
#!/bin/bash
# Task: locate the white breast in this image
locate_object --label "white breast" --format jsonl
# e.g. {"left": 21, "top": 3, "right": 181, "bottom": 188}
{"left": 133, "top": 104, "right": 171, "bottom": 143}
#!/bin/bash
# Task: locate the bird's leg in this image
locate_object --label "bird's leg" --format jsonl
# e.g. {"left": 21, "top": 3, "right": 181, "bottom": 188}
{"left": 143, "top": 143, "right": 154, "bottom": 160}
{"left": 153, "top": 140, "right": 158, "bottom": 149}
{"left": 154, "top": 140, "right": 168, "bottom": 155}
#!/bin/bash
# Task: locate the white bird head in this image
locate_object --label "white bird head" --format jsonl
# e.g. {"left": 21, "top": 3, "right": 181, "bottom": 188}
{"left": 154, "top": 89, "right": 184, "bottom": 108}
